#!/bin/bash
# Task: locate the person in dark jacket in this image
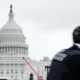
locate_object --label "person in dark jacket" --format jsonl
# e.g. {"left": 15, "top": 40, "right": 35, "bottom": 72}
{"left": 47, "top": 26, "right": 80, "bottom": 80}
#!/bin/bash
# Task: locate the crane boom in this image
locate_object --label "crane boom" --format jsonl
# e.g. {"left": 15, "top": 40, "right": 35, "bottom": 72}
{"left": 23, "top": 57, "right": 41, "bottom": 80}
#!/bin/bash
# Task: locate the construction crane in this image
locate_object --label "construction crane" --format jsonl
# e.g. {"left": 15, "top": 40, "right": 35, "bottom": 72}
{"left": 23, "top": 57, "right": 41, "bottom": 80}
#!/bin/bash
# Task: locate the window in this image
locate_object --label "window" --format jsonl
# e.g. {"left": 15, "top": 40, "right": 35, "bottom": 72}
{"left": 1, "top": 71, "right": 3, "bottom": 74}
{"left": 15, "top": 64, "right": 18, "bottom": 67}
{"left": 11, "top": 69, "right": 13, "bottom": 73}
{"left": 15, "top": 71, "right": 18, "bottom": 74}
{"left": 1, "top": 64, "right": 3, "bottom": 67}
{"left": 21, "top": 64, "right": 23, "bottom": 67}
{"left": 11, "top": 75, "right": 13, "bottom": 78}
{"left": 15, "top": 70, "right": 18, "bottom": 74}
{"left": 5, "top": 47, "right": 7, "bottom": 52}
{"left": 7, "top": 71, "right": 9, "bottom": 74}
{"left": 21, "top": 70, "right": 24, "bottom": 74}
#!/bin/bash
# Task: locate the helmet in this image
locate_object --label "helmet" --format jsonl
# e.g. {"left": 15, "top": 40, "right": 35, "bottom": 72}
{"left": 73, "top": 26, "right": 80, "bottom": 43}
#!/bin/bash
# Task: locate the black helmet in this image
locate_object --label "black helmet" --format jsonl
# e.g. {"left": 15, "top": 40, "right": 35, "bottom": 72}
{"left": 73, "top": 26, "right": 80, "bottom": 43}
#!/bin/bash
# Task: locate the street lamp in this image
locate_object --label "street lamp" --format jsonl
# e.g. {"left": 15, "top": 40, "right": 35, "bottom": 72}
{"left": 45, "top": 65, "right": 50, "bottom": 78}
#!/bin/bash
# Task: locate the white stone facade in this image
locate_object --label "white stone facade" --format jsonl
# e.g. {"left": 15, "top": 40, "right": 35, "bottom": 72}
{"left": 0, "top": 5, "right": 51, "bottom": 80}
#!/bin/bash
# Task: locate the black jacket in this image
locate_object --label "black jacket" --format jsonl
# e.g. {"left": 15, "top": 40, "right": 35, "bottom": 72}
{"left": 47, "top": 45, "right": 80, "bottom": 80}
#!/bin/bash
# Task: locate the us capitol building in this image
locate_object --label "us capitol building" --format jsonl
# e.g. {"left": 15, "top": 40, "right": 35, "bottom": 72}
{"left": 0, "top": 5, "right": 51, "bottom": 80}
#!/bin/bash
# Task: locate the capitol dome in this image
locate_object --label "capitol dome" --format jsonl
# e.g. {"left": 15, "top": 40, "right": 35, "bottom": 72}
{"left": 0, "top": 5, "right": 28, "bottom": 57}
{"left": 1, "top": 20, "right": 23, "bottom": 34}
{"left": 0, "top": 5, "right": 23, "bottom": 35}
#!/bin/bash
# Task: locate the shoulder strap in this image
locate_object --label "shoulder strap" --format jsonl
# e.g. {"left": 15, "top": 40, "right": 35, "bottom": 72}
{"left": 63, "top": 49, "right": 80, "bottom": 63}
{"left": 53, "top": 49, "right": 80, "bottom": 63}
{"left": 53, "top": 49, "right": 67, "bottom": 62}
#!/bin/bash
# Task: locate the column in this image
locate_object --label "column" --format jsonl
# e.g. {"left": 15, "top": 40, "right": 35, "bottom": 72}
{"left": 0, "top": 47, "right": 1, "bottom": 54}
{"left": 3, "top": 47, "right": 4, "bottom": 54}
